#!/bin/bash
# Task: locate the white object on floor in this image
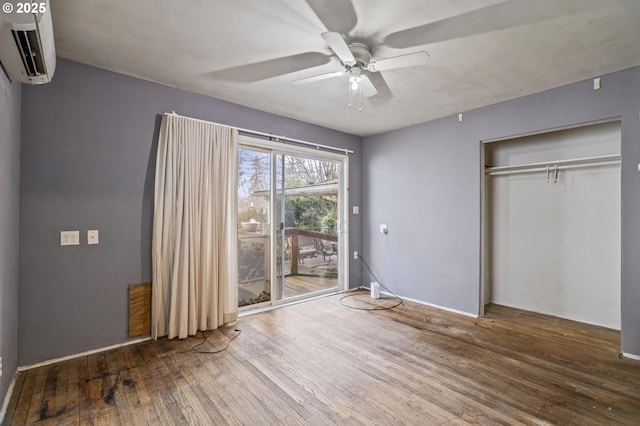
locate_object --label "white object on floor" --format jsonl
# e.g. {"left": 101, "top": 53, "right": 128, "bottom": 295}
{"left": 370, "top": 282, "right": 380, "bottom": 299}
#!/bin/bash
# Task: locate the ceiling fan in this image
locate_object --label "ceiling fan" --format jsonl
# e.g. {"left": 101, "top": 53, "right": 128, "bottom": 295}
{"left": 294, "top": 32, "right": 429, "bottom": 110}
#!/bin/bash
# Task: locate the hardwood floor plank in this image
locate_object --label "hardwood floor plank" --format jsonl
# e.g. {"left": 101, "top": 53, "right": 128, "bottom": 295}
{"left": 171, "top": 351, "right": 238, "bottom": 425}
{"left": 76, "top": 356, "right": 94, "bottom": 425}
{"left": 201, "top": 353, "right": 284, "bottom": 425}
{"left": 127, "top": 365, "right": 161, "bottom": 425}
{"left": 24, "top": 366, "right": 48, "bottom": 424}
{"left": 148, "top": 353, "right": 190, "bottom": 425}
{"left": 159, "top": 352, "right": 218, "bottom": 425}
{"left": 104, "top": 350, "right": 138, "bottom": 426}
{"left": 37, "top": 361, "right": 78, "bottom": 424}
{"left": 59, "top": 357, "right": 81, "bottom": 425}
{"left": 4, "top": 370, "right": 28, "bottom": 425}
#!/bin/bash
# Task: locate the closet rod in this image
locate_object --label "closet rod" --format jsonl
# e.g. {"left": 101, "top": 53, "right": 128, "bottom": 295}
{"left": 485, "top": 154, "right": 620, "bottom": 175}
{"left": 164, "top": 112, "right": 354, "bottom": 155}
{"left": 487, "top": 160, "right": 621, "bottom": 176}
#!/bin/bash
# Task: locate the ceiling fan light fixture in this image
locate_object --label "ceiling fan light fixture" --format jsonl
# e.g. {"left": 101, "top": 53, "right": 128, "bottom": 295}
{"left": 348, "top": 68, "right": 363, "bottom": 111}
{"left": 349, "top": 74, "right": 361, "bottom": 91}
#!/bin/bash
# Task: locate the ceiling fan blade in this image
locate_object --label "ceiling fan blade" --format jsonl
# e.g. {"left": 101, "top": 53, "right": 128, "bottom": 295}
{"left": 321, "top": 32, "right": 356, "bottom": 65}
{"left": 360, "top": 75, "right": 378, "bottom": 98}
{"left": 210, "top": 52, "right": 330, "bottom": 82}
{"left": 366, "top": 72, "right": 393, "bottom": 105}
{"left": 367, "top": 51, "right": 429, "bottom": 72}
{"left": 383, "top": 0, "right": 610, "bottom": 49}
{"left": 294, "top": 71, "right": 345, "bottom": 85}
{"left": 306, "top": 0, "right": 357, "bottom": 34}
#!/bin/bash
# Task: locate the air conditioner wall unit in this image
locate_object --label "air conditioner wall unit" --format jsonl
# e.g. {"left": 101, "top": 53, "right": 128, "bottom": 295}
{"left": 0, "top": 0, "right": 56, "bottom": 84}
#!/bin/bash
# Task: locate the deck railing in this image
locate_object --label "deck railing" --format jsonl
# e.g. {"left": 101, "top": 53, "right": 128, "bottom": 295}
{"left": 238, "top": 227, "right": 337, "bottom": 281}
{"left": 285, "top": 228, "right": 337, "bottom": 275}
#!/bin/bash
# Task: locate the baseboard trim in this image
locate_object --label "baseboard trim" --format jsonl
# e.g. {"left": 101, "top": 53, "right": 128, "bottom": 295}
{"left": 396, "top": 294, "right": 478, "bottom": 318}
{"left": 361, "top": 286, "right": 478, "bottom": 318}
{"left": 0, "top": 370, "right": 18, "bottom": 424}
{"left": 489, "top": 300, "right": 619, "bottom": 330}
{"left": 17, "top": 336, "right": 151, "bottom": 372}
{"left": 622, "top": 352, "right": 640, "bottom": 361}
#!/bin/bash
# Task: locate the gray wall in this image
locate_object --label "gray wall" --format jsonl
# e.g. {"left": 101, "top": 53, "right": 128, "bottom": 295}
{"left": 363, "top": 66, "right": 640, "bottom": 355}
{"left": 19, "top": 58, "right": 362, "bottom": 365}
{"left": 0, "top": 72, "right": 20, "bottom": 402}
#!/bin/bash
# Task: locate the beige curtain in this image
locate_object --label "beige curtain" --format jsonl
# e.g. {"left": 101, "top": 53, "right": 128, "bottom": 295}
{"left": 152, "top": 114, "right": 238, "bottom": 340}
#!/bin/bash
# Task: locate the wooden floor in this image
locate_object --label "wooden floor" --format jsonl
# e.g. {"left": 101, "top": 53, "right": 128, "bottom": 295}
{"left": 4, "top": 292, "right": 640, "bottom": 425}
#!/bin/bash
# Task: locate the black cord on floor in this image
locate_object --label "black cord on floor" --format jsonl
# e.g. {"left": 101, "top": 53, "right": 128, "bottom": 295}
{"left": 339, "top": 254, "right": 403, "bottom": 311}
{"left": 189, "top": 328, "right": 241, "bottom": 354}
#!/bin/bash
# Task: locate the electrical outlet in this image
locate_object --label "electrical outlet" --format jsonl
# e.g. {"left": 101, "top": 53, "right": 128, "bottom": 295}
{"left": 87, "top": 229, "right": 99, "bottom": 245}
{"left": 354, "top": 250, "right": 358, "bottom": 260}
{"left": 60, "top": 230, "right": 80, "bottom": 246}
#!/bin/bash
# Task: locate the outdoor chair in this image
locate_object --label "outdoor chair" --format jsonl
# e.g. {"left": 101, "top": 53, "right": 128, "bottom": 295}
{"left": 297, "top": 236, "right": 318, "bottom": 264}
{"left": 318, "top": 239, "right": 337, "bottom": 263}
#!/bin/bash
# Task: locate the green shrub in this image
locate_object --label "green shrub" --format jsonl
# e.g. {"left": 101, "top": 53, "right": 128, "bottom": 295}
{"left": 238, "top": 241, "right": 265, "bottom": 282}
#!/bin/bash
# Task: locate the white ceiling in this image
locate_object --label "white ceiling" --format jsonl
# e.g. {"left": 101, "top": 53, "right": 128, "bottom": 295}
{"left": 50, "top": 0, "right": 640, "bottom": 136}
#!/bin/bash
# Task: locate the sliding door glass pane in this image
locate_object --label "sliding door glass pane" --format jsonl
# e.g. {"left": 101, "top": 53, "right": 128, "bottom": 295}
{"left": 237, "top": 147, "right": 271, "bottom": 308}
{"left": 277, "top": 154, "right": 340, "bottom": 299}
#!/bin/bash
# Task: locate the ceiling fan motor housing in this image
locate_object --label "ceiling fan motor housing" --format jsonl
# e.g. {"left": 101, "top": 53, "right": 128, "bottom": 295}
{"left": 347, "top": 42, "right": 371, "bottom": 69}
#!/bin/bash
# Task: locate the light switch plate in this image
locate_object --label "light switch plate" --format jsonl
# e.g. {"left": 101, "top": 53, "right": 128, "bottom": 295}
{"left": 60, "top": 231, "right": 80, "bottom": 246}
{"left": 88, "top": 230, "right": 99, "bottom": 245}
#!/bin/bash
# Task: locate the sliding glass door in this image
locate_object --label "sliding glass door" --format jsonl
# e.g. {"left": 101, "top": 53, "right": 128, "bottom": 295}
{"left": 237, "top": 140, "right": 346, "bottom": 310}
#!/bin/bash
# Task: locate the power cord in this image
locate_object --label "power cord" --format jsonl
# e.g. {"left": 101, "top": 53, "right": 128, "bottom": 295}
{"left": 188, "top": 328, "right": 241, "bottom": 354}
{"left": 339, "top": 254, "right": 403, "bottom": 311}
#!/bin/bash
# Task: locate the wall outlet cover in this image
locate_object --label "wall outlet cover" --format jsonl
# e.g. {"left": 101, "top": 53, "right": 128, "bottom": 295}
{"left": 88, "top": 229, "right": 99, "bottom": 245}
{"left": 60, "top": 230, "right": 80, "bottom": 246}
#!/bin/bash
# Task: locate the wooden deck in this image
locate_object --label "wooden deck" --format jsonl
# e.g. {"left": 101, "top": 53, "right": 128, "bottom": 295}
{"left": 239, "top": 255, "right": 338, "bottom": 306}
{"left": 283, "top": 274, "right": 337, "bottom": 298}
{"left": 4, "top": 292, "right": 640, "bottom": 425}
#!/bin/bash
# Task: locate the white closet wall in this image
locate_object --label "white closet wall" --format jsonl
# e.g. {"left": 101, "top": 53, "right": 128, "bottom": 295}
{"left": 485, "top": 122, "right": 621, "bottom": 329}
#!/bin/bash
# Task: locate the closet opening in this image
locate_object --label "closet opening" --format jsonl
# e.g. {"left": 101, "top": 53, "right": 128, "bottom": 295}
{"left": 481, "top": 120, "right": 621, "bottom": 330}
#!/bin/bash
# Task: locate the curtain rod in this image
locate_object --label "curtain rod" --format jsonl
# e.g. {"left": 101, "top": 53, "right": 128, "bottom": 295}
{"left": 164, "top": 112, "right": 354, "bottom": 155}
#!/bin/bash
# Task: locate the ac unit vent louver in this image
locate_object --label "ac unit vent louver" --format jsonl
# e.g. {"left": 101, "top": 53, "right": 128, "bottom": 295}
{"left": 11, "top": 29, "right": 45, "bottom": 77}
